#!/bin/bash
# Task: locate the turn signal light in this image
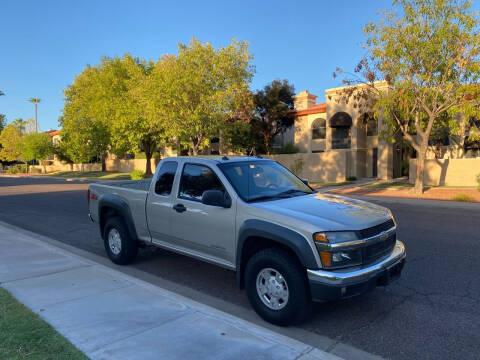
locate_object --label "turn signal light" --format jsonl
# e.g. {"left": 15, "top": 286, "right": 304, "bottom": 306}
{"left": 319, "top": 251, "right": 332, "bottom": 267}
{"left": 314, "top": 233, "right": 328, "bottom": 243}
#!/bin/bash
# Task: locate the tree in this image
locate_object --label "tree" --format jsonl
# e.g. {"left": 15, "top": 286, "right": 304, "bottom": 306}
{"left": 61, "top": 66, "right": 110, "bottom": 171}
{"left": 252, "top": 80, "right": 295, "bottom": 155}
{"left": 335, "top": 0, "right": 480, "bottom": 194}
{"left": 11, "top": 118, "right": 27, "bottom": 134}
{"left": 21, "top": 132, "right": 53, "bottom": 172}
{"left": 0, "top": 124, "right": 23, "bottom": 161}
{"left": 28, "top": 98, "right": 41, "bottom": 133}
{"left": 0, "top": 91, "right": 4, "bottom": 133}
{"left": 0, "top": 114, "right": 6, "bottom": 133}
{"left": 153, "top": 38, "right": 254, "bottom": 156}
{"left": 103, "top": 55, "right": 167, "bottom": 176}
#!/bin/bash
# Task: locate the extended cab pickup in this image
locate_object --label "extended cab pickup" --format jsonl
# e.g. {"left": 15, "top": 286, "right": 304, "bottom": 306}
{"left": 88, "top": 156, "right": 406, "bottom": 325}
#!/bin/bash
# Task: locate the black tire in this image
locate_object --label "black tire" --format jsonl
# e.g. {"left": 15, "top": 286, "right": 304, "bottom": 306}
{"left": 103, "top": 216, "right": 138, "bottom": 265}
{"left": 245, "top": 248, "right": 312, "bottom": 326}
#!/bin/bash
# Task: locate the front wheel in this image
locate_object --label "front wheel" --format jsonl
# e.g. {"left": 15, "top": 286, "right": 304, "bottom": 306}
{"left": 245, "top": 248, "right": 311, "bottom": 326}
{"left": 103, "top": 216, "right": 138, "bottom": 265}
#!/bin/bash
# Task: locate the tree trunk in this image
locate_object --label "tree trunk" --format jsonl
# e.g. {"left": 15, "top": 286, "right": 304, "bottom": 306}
{"left": 414, "top": 145, "right": 427, "bottom": 195}
{"left": 35, "top": 103, "right": 38, "bottom": 133}
{"left": 190, "top": 138, "right": 199, "bottom": 156}
{"left": 145, "top": 153, "right": 152, "bottom": 176}
{"left": 101, "top": 155, "right": 106, "bottom": 172}
{"left": 264, "top": 134, "right": 271, "bottom": 155}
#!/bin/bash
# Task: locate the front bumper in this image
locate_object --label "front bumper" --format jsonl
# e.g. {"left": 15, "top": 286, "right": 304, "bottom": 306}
{"left": 307, "top": 240, "right": 406, "bottom": 302}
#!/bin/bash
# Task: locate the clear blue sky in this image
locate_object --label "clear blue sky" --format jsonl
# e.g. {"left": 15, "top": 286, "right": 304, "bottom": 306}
{"left": 1, "top": 0, "right": 393, "bottom": 131}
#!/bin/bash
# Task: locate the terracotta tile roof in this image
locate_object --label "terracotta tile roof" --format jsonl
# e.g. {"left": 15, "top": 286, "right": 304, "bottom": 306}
{"left": 289, "top": 102, "right": 326, "bottom": 116}
{"left": 46, "top": 129, "right": 60, "bottom": 137}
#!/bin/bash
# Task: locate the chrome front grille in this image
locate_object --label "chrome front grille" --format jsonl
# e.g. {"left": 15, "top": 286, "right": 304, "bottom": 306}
{"left": 357, "top": 219, "right": 395, "bottom": 239}
{"left": 358, "top": 219, "right": 396, "bottom": 265}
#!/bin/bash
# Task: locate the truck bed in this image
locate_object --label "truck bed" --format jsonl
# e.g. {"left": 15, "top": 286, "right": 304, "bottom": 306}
{"left": 102, "top": 179, "right": 151, "bottom": 192}
{"left": 88, "top": 179, "right": 152, "bottom": 241}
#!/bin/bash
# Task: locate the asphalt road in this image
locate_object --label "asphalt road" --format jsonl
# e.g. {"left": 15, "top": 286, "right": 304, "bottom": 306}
{"left": 1, "top": 176, "right": 479, "bottom": 360}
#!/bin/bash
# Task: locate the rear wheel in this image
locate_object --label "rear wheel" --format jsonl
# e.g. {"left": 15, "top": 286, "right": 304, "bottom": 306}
{"left": 245, "top": 248, "right": 311, "bottom": 326}
{"left": 103, "top": 216, "right": 138, "bottom": 265}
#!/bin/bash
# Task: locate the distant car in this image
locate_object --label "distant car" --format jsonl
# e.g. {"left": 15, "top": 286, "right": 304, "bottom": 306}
{"left": 88, "top": 156, "right": 406, "bottom": 326}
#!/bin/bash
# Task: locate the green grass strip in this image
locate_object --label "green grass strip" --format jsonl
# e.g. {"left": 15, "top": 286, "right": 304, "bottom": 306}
{"left": 0, "top": 287, "right": 87, "bottom": 360}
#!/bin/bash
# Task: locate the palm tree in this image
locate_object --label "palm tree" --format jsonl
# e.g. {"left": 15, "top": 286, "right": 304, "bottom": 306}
{"left": 28, "top": 98, "right": 41, "bottom": 132}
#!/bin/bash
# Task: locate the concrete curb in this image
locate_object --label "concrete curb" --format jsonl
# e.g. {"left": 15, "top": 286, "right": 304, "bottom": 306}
{"left": 0, "top": 222, "right": 343, "bottom": 360}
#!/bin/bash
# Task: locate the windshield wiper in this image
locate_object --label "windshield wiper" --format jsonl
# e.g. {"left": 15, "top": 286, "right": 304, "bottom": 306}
{"left": 247, "top": 189, "right": 311, "bottom": 202}
{"left": 247, "top": 194, "right": 285, "bottom": 202}
{"left": 277, "top": 189, "right": 312, "bottom": 196}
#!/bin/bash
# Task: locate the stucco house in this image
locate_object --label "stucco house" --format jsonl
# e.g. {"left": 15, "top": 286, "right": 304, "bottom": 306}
{"left": 275, "top": 82, "right": 405, "bottom": 181}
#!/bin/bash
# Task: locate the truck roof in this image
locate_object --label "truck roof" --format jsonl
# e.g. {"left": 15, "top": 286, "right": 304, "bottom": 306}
{"left": 162, "top": 156, "right": 272, "bottom": 164}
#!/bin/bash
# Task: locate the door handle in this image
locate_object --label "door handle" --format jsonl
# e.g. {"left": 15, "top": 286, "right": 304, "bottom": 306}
{"left": 173, "top": 203, "right": 186, "bottom": 213}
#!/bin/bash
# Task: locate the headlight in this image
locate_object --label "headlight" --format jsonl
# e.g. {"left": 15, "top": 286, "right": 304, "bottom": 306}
{"left": 314, "top": 231, "right": 362, "bottom": 268}
{"left": 314, "top": 231, "right": 358, "bottom": 244}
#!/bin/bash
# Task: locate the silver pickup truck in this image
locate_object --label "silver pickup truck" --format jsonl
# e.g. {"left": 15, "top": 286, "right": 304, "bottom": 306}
{"left": 88, "top": 156, "right": 406, "bottom": 325}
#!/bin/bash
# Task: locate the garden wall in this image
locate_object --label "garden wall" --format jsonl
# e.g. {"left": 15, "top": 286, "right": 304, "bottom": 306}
{"left": 409, "top": 158, "right": 480, "bottom": 186}
{"left": 268, "top": 152, "right": 347, "bottom": 183}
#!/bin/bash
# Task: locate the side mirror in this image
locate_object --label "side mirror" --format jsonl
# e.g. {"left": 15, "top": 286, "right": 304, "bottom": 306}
{"left": 301, "top": 178, "right": 309, "bottom": 186}
{"left": 201, "top": 190, "right": 231, "bottom": 208}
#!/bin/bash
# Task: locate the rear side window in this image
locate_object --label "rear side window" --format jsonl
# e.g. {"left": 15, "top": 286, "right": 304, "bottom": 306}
{"left": 154, "top": 161, "right": 178, "bottom": 196}
{"left": 178, "top": 164, "right": 225, "bottom": 202}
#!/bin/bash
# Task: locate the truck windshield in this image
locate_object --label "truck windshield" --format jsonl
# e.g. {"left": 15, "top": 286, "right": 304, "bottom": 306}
{"left": 218, "top": 161, "right": 314, "bottom": 202}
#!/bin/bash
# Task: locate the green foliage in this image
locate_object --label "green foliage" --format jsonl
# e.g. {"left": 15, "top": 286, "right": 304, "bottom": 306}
{"left": 222, "top": 120, "right": 264, "bottom": 154}
{"left": 21, "top": 133, "right": 53, "bottom": 163}
{"left": 130, "top": 170, "right": 145, "bottom": 180}
{"left": 452, "top": 193, "right": 475, "bottom": 202}
{"left": 252, "top": 80, "right": 295, "bottom": 154}
{"left": 61, "top": 65, "right": 111, "bottom": 166}
{"left": 5, "top": 164, "right": 27, "bottom": 174}
{"left": 150, "top": 38, "right": 254, "bottom": 155}
{"left": 273, "top": 142, "right": 299, "bottom": 154}
{"left": 0, "top": 124, "right": 23, "bottom": 161}
{"left": 346, "top": 176, "right": 357, "bottom": 181}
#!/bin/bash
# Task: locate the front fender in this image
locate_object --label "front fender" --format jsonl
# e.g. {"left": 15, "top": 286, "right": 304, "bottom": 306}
{"left": 236, "top": 219, "right": 320, "bottom": 285}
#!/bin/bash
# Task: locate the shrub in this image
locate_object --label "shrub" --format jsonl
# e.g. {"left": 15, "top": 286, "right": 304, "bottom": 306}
{"left": 130, "top": 170, "right": 145, "bottom": 180}
{"left": 452, "top": 193, "right": 475, "bottom": 202}
{"left": 6, "top": 168, "right": 18, "bottom": 174}
{"left": 346, "top": 176, "right": 357, "bottom": 181}
{"left": 273, "top": 143, "right": 299, "bottom": 154}
{"left": 14, "top": 164, "right": 27, "bottom": 173}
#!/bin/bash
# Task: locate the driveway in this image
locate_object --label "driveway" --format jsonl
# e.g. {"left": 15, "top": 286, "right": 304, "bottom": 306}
{"left": 0, "top": 176, "right": 479, "bottom": 360}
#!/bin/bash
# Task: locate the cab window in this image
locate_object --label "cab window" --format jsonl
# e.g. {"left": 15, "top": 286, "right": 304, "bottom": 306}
{"left": 178, "top": 164, "right": 225, "bottom": 202}
{"left": 154, "top": 161, "right": 178, "bottom": 196}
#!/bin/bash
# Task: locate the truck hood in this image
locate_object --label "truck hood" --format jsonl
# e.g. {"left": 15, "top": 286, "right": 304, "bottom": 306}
{"left": 250, "top": 193, "right": 391, "bottom": 231}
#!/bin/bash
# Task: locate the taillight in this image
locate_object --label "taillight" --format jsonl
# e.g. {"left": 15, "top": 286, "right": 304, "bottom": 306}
{"left": 87, "top": 189, "right": 90, "bottom": 206}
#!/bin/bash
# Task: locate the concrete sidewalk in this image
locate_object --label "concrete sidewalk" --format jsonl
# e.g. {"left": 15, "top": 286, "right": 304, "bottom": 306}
{"left": 0, "top": 223, "right": 341, "bottom": 360}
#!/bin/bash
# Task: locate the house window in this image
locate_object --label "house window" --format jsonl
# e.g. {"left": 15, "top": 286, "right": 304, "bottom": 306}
{"left": 366, "top": 114, "right": 378, "bottom": 136}
{"left": 332, "top": 127, "right": 351, "bottom": 149}
{"left": 311, "top": 118, "right": 326, "bottom": 140}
